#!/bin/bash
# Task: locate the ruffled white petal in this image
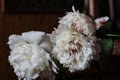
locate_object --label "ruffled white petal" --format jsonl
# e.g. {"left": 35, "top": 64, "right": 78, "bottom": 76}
{"left": 58, "top": 9, "right": 96, "bottom": 36}
{"left": 8, "top": 31, "right": 57, "bottom": 80}
{"left": 50, "top": 28, "right": 96, "bottom": 72}
{"left": 39, "top": 34, "right": 53, "bottom": 52}
{"left": 22, "top": 31, "right": 45, "bottom": 44}
{"left": 7, "top": 35, "right": 25, "bottom": 50}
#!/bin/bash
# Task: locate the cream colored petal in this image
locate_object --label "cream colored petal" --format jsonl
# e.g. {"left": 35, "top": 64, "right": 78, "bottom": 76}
{"left": 22, "top": 31, "right": 45, "bottom": 44}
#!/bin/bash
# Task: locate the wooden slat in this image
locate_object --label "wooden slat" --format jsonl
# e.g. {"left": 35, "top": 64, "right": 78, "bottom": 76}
{"left": 1, "top": 0, "right": 4, "bottom": 13}
{"left": 88, "top": 0, "right": 97, "bottom": 17}
{"left": 109, "top": 0, "right": 114, "bottom": 19}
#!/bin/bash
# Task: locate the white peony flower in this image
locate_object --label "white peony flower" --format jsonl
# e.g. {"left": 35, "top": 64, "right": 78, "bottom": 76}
{"left": 50, "top": 28, "right": 96, "bottom": 72}
{"left": 8, "top": 31, "right": 57, "bottom": 80}
{"left": 58, "top": 7, "right": 96, "bottom": 36}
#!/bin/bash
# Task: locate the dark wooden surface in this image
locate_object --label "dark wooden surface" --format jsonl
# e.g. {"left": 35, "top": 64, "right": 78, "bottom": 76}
{"left": 0, "top": 0, "right": 120, "bottom": 80}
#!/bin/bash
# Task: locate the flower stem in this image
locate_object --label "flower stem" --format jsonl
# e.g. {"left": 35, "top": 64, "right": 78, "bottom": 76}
{"left": 106, "top": 34, "right": 120, "bottom": 37}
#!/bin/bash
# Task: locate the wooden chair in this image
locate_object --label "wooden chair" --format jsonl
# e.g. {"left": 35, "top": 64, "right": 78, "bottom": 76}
{"left": 85, "top": 0, "right": 120, "bottom": 55}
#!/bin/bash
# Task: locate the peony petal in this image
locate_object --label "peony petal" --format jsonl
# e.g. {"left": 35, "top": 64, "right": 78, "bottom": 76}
{"left": 50, "top": 27, "right": 97, "bottom": 72}
{"left": 22, "top": 31, "right": 45, "bottom": 44}
{"left": 39, "top": 34, "right": 53, "bottom": 53}
{"left": 7, "top": 34, "right": 25, "bottom": 49}
{"left": 58, "top": 9, "right": 96, "bottom": 36}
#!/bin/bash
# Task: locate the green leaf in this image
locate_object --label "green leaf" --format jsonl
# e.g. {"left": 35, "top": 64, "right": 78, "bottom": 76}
{"left": 96, "top": 21, "right": 113, "bottom": 39}
{"left": 103, "top": 21, "right": 112, "bottom": 28}
{"left": 116, "top": 23, "right": 120, "bottom": 30}
{"left": 98, "top": 39, "right": 113, "bottom": 67}
{"left": 115, "top": 23, "right": 120, "bottom": 34}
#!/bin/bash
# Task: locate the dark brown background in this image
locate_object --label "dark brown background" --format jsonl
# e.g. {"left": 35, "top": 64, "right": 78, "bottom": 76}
{"left": 0, "top": 0, "right": 120, "bottom": 80}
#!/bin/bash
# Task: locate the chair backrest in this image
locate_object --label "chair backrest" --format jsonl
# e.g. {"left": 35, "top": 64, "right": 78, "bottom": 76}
{"left": 85, "top": 0, "right": 120, "bottom": 55}
{"left": 84, "top": 0, "right": 120, "bottom": 20}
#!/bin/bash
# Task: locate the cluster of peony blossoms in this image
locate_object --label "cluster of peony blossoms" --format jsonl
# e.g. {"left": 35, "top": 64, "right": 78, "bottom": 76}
{"left": 8, "top": 7, "right": 109, "bottom": 80}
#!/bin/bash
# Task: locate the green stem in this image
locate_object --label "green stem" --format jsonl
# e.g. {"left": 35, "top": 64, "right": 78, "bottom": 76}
{"left": 106, "top": 34, "right": 120, "bottom": 37}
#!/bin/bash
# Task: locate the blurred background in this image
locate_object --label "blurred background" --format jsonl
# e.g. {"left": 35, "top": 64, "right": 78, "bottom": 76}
{"left": 0, "top": 0, "right": 120, "bottom": 80}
